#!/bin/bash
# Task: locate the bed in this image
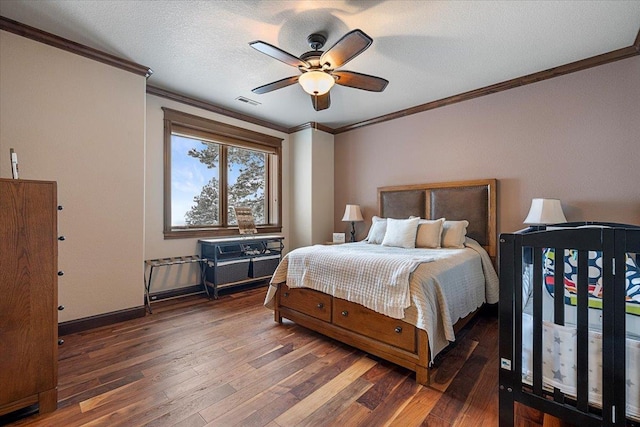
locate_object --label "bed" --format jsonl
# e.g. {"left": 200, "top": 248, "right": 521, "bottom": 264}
{"left": 264, "top": 179, "right": 499, "bottom": 385}
{"left": 499, "top": 222, "right": 640, "bottom": 426}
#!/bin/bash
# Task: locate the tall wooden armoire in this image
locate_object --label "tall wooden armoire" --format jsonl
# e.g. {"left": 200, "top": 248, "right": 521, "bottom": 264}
{"left": 0, "top": 178, "right": 59, "bottom": 416}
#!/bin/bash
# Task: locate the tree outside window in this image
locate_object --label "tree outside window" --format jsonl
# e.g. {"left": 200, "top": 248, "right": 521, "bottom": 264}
{"left": 163, "top": 108, "right": 281, "bottom": 239}
{"left": 226, "top": 146, "right": 266, "bottom": 225}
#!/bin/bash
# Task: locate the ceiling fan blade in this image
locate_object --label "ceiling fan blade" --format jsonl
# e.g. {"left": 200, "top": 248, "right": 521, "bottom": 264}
{"left": 249, "top": 41, "right": 310, "bottom": 68}
{"left": 319, "top": 29, "right": 373, "bottom": 69}
{"left": 252, "top": 75, "right": 300, "bottom": 94}
{"left": 333, "top": 70, "right": 389, "bottom": 92}
{"left": 311, "top": 92, "right": 330, "bottom": 111}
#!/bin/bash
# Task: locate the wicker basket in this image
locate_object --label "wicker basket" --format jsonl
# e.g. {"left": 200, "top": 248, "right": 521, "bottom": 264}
{"left": 250, "top": 255, "right": 281, "bottom": 278}
{"left": 212, "top": 259, "right": 250, "bottom": 284}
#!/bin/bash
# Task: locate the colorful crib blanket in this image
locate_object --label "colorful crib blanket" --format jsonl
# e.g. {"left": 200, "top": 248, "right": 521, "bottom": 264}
{"left": 542, "top": 248, "right": 640, "bottom": 315}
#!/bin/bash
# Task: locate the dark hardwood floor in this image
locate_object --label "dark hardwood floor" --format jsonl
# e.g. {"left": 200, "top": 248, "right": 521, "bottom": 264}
{"left": 2, "top": 286, "right": 545, "bottom": 426}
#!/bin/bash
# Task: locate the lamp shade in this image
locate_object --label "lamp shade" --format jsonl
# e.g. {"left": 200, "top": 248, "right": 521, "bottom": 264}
{"left": 523, "top": 198, "right": 567, "bottom": 225}
{"left": 299, "top": 70, "right": 335, "bottom": 95}
{"left": 342, "top": 204, "right": 364, "bottom": 222}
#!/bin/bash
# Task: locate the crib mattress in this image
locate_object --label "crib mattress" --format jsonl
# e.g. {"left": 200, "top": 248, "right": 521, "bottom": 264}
{"left": 521, "top": 265, "right": 640, "bottom": 420}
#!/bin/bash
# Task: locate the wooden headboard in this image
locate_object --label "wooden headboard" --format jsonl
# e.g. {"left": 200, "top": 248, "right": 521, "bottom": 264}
{"left": 377, "top": 179, "right": 497, "bottom": 259}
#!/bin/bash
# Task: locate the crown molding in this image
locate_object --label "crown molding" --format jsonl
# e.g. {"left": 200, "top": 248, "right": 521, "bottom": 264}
{"left": 0, "top": 15, "right": 152, "bottom": 78}
{"left": 333, "top": 34, "right": 640, "bottom": 134}
{"left": 287, "top": 122, "right": 336, "bottom": 134}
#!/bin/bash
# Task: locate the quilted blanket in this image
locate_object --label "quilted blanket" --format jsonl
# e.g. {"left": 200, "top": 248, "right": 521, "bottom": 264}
{"left": 271, "top": 244, "right": 434, "bottom": 319}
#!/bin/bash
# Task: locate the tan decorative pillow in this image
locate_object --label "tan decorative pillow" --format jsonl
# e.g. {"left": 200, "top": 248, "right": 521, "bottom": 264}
{"left": 416, "top": 218, "right": 445, "bottom": 248}
{"left": 382, "top": 217, "right": 420, "bottom": 249}
{"left": 441, "top": 220, "right": 469, "bottom": 248}
{"left": 366, "top": 216, "right": 387, "bottom": 244}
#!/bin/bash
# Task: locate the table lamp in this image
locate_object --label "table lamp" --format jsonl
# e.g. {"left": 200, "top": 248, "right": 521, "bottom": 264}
{"left": 523, "top": 198, "right": 567, "bottom": 264}
{"left": 342, "top": 204, "right": 364, "bottom": 242}
{"left": 524, "top": 198, "right": 567, "bottom": 227}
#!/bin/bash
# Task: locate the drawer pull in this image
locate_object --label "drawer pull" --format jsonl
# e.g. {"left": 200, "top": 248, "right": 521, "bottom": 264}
{"left": 58, "top": 339, "right": 64, "bottom": 345}
{"left": 317, "top": 302, "right": 324, "bottom": 309}
{"left": 58, "top": 305, "right": 65, "bottom": 311}
{"left": 58, "top": 235, "right": 66, "bottom": 241}
{"left": 341, "top": 310, "right": 348, "bottom": 317}
{"left": 283, "top": 292, "right": 289, "bottom": 298}
{"left": 58, "top": 271, "right": 64, "bottom": 276}
{"left": 394, "top": 326, "right": 403, "bottom": 334}
{"left": 58, "top": 205, "right": 64, "bottom": 210}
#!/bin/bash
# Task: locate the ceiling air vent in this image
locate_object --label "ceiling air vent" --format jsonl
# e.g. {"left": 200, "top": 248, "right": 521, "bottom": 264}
{"left": 235, "top": 96, "right": 261, "bottom": 106}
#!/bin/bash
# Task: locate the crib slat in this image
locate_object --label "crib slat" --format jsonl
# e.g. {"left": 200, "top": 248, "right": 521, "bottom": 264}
{"left": 576, "top": 249, "right": 589, "bottom": 412}
{"left": 552, "top": 246, "right": 567, "bottom": 405}
{"left": 601, "top": 228, "right": 620, "bottom": 426}
{"left": 610, "top": 229, "right": 628, "bottom": 425}
{"left": 533, "top": 247, "right": 543, "bottom": 396}
{"left": 514, "top": 240, "right": 524, "bottom": 384}
{"left": 553, "top": 248, "right": 565, "bottom": 327}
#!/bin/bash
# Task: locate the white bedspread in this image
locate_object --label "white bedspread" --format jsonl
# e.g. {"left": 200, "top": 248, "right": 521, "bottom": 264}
{"left": 272, "top": 244, "right": 434, "bottom": 318}
{"left": 265, "top": 238, "right": 499, "bottom": 362}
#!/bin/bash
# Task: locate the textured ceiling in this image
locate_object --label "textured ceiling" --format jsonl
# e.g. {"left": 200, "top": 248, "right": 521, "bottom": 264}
{"left": 1, "top": 1, "right": 639, "bottom": 130}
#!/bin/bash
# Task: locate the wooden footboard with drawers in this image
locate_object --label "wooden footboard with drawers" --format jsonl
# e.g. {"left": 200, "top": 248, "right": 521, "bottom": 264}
{"left": 275, "top": 283, "right": 431, "bottom": 384}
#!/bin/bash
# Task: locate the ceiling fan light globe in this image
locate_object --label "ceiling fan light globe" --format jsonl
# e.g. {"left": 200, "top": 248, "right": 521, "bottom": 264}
{"left": 299, "top": 71, "right": 335, "bottom": 96}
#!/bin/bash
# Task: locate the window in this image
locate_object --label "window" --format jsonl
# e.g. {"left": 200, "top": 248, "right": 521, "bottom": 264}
{"left": 163, "top": 108, "right": 282, "bottom": 238}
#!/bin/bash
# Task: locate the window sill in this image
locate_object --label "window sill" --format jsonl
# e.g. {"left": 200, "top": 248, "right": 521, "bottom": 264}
{"left": 163, "top": 225, "right": 282, "bottom": 240}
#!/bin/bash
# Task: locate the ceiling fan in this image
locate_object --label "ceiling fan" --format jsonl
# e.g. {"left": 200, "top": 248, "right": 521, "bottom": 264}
{"left": 249, "top": 29, "right": 388, "bottom": 111}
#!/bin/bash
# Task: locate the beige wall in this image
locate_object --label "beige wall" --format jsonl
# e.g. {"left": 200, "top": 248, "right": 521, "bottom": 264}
{"left": 289, "top": 130, "right": 313, "bottom": 249}
{"left": 0, "top": 28, "right": 294, "bottom": 316}
{"left": 288, "top": 128, "right": 334, "bottom": 248}
{"left": 0, "top": 30, "right": 147, "bottom": 321}
{"left": 145, "top": 95, "right": 290, "bottom": 293}
{"left": 310, "top": 129, "right": 335, "bottom": 244}
{"left": 334, "top": 56, "right": 640, "bottom": 239}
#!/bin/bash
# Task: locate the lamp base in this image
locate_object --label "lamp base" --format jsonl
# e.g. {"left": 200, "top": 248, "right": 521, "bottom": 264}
{"left": 350, "top": 222, "right": 356, "bottom": 242}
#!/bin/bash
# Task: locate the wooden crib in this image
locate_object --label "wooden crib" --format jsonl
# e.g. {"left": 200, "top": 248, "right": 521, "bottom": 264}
{"left": 499, "top": 222, "right": 640, "bottom": 426}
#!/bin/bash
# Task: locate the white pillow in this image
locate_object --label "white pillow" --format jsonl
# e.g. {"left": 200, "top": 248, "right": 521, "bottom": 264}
{"left": 366, "top": 216, "right": 387, "bottom": 244}
{"left": 416, "top": 218, "right": 445, "bottom": 248}
{"left": 382, "top": 217, "right": 420, "bottom": 249}
{"left": 441, "top": 220, "right": 469, "bottom": 248}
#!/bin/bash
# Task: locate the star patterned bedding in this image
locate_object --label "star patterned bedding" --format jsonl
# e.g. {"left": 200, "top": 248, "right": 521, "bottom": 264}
{"left": 521, "top": 318, "right": 640, "bottom": 420}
